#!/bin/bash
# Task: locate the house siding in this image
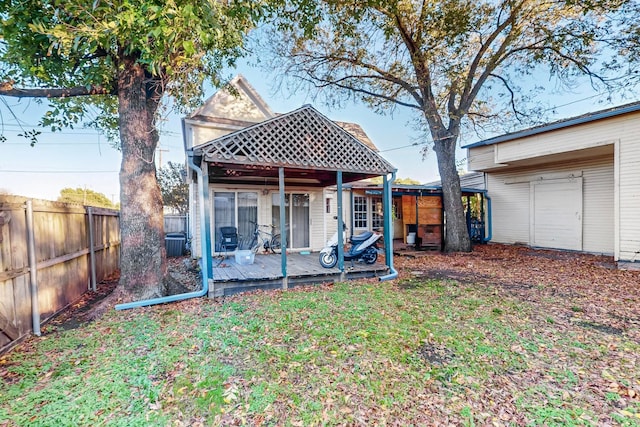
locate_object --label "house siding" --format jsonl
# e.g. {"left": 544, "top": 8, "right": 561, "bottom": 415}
{"left": 493, "top": 120, "right": 620, "bottom": 164}
{"left": 486, "top": 156, "right": 614, "bottom": 254}
{"left": 619, "top": 138, "right": 640, "bottom": 263}
{"left": 468, "top": 145, "right": 498, "bottom": 171}
{"left": 191, "top": 185, "right": 334, "bottom": 257}
{"left": 469, "top": 113, "right": 639, "bottom": 171}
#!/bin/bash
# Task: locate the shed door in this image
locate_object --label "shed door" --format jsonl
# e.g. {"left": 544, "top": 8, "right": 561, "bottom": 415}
{"left": 530, "top": 179, "right": 583, "bottom": 251}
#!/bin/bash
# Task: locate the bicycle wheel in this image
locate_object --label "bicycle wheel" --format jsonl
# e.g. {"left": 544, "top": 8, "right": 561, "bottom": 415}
{"left": 249, "top": 236, "right": 259, "bottom": 253}
{"left": 269, "top": 234, "right": 281, "bottom": 254}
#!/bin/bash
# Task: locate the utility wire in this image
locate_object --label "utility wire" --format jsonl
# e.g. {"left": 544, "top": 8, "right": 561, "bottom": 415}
{"left": 0, "top": 169, "right": 118, "bottom": 174}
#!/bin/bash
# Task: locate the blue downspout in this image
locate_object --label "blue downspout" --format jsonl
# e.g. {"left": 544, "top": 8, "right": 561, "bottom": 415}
{"left": 380, "top": 171, "right": 398, "bottom": 281}
{"left": 483, "top": 194, "right": 492, "bottom": 243}
{"left": 115, "top": 151, "right": 211, "bottom": 310}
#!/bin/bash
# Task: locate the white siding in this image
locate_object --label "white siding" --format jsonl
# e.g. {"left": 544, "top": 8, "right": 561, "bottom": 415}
{"left": 468, "top": 145, "right": 500, "bottom": 171}
{"left": 494, "top": 114, "right": 633, "bottom": 163}
{"left": 309, "top": 191, "right": 324, "bottom": 250}
{"left": 460, "top": 172, "right": 486, "bottom": 190}
{"left": 487, "top": 156, "right": 614, "bottom": 254}
{"left": 618, "top": 139, "right": 640, "bottom": 263}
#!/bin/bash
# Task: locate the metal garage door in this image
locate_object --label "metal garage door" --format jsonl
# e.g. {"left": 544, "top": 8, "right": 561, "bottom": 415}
{"left": 530, "top": 178, "right": 583, "bottom": 250}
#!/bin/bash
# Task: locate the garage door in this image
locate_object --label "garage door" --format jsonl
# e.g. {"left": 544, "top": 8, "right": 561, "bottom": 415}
{"left": 530, "top": 178, "right": 583, "bottom": 251}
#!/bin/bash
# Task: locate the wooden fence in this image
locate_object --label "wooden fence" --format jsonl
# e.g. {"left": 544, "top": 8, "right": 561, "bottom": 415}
{"left": 164, "top": 215, "right": 188, "bottom": 234}
{"left": 0, "top": 196, "right": 120, "bottom": 353}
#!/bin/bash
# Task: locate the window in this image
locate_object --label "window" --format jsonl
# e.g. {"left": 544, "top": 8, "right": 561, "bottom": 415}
{"left": 326, "top": 197, "right": 332, "bottom": 214}
{"left": 372, "top": 197, "right": 383, "bottom": 229}
{"left": 353, "top": 195, "right": 367, "bottom": 228}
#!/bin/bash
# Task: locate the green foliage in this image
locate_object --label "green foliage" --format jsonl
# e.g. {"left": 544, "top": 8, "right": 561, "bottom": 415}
{"left": 157, "top": 161, "right": 188, "bottom": 214}
{"left": 0, "top": 0, "right": 269, "bottom": 293}
{"left": 0, "top": 0, "right": 267, "bottom": 131}
{"left": 369, "top": 176, "right": 421, "bottom": 185}
{"left": 394, "top": 177, "right": 421, "bottom": 185}
{"left": 57, "top": 187, "right": 116, "bottom": 208}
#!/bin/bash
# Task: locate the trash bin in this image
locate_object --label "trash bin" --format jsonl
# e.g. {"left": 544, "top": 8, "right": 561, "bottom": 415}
{"left": 165, "top": 232, "right": 186, "bottom": 257}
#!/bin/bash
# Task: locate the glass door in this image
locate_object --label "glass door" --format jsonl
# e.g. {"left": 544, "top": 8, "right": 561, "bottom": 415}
{"left": 214, "top": 191, "right": 258, "bottom": 251}
{"left": 272, "top": 193, "right": 309, "bottom": 249}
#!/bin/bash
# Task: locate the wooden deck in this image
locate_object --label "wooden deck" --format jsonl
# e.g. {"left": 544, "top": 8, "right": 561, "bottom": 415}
{"left": 210, "top": 252, "right": 389, "bottom": 297}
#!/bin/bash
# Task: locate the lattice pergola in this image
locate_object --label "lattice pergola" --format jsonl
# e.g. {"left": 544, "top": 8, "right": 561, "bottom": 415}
{"left": 192, "top": 105, "right": 396, "bottom": 186}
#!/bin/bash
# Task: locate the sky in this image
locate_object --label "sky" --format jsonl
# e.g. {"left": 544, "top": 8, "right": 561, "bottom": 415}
{"left": 0, "top": 60, "right": 629, "bottom": 203}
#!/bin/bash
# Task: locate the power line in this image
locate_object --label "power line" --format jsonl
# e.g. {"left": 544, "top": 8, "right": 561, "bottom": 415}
{"left": 0, "top": 169, "right": 118, "bottom": 174}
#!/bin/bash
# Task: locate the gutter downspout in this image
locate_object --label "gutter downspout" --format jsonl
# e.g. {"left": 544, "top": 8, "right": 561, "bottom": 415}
{"left": 483, "top": 194, "right": 492, "bottom": 243}
{"left": 380, "top": 171, "right": 398, "bottom": 281}
{"left": 115, "top": 150, "right": 210, "bottom": 310}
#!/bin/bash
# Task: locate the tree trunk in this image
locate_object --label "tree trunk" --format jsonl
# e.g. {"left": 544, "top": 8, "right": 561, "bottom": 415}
{"left": 433, "top": 134, "right": 472, "bottom": 253}
{"left": 116, "top": 58, "right": 167, "bottom": 301}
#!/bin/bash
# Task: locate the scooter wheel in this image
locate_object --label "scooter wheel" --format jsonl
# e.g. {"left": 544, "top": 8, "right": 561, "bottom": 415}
{"left": 319, "top": 251, "right": 338, "bottom": 268}
{"left": 363, "top": 247, "right": 378, "bottom": 264}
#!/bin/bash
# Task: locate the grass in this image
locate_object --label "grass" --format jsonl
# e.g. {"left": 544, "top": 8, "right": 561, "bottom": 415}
{"left": 1, "top": 277, "right": 639, "bottom": 426}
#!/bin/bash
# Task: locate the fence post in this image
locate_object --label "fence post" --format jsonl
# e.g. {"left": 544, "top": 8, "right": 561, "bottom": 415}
{"left": 87, "top": 207, "right": 97, "bottom": 292}
{"left": 25, "top": 200, "right": 41, "bottom": 337}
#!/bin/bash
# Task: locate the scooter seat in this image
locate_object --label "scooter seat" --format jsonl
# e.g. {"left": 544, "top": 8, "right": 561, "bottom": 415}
{"left": 350, "top": 231, "right": 373, "bottom": 243}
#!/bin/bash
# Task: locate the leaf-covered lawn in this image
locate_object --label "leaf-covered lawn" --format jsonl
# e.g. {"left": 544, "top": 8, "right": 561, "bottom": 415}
{"left": 1, "top": 244, "right": 639, "bottom": 426}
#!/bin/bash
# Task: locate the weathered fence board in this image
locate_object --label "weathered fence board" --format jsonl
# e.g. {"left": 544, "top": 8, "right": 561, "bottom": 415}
{"left": 0, "top": 196, "right": 120, "bottom": 353}
{"left": 164, "top": 215, "right": 187, "bottom": 234}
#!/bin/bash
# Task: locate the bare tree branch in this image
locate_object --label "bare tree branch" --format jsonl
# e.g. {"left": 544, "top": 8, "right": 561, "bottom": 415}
{"left": 489, "top": 73, "right": 527, "bottom": 121}
{"left": 0, "top": 84, "right": 116, "bottom": 98}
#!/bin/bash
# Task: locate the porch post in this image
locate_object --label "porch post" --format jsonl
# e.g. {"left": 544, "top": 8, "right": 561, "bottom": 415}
{"left": 336, "top": 171, "right": 345, "bottom": 278}
{"left": 279, "top": 167, "right": 288, "bottom": 289}
{"left": 383, "top": 174, "right": 393, "bottom": 268}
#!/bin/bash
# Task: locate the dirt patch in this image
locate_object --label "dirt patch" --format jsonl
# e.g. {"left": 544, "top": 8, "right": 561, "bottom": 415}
{"left": 416, "top": 342, "right": 454, "bottom": 365}
{"left": 44, "top": 277, "right": 118, "bottom": 333}
{"left": 575, "top": 320, "right": 624, "bottom": 335}
{"left": 44, "top": 257, "right": 201, "bottom": 333}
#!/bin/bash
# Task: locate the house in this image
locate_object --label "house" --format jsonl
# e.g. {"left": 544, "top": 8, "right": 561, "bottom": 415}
{"left": 182, "top": 75, "right": 398, "bottom": 291}
{"left": 464, "top": 102, "right": 640, "bottom": 268}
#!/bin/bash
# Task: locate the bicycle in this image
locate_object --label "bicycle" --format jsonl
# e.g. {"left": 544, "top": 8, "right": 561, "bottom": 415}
{"left": 248, "top": 221, "right": 282, "bottom": 254}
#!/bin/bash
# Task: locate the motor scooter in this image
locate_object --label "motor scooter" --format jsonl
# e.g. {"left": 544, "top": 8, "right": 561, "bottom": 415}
{"left": 319, "top": 226, "right": 381, "bottom": 268}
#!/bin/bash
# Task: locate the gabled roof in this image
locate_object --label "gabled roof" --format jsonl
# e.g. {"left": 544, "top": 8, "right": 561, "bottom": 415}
{"left": 334, "top": 121, "right": 377, "bottom": 152}
{"left": 463, "top": 100, "right": 640, "bottom": 149}
{"left": 188, "top": 74, "right": 274, "bottom": 124}
{"left": 193, "top": 105, "right": 396, "bottom": 187}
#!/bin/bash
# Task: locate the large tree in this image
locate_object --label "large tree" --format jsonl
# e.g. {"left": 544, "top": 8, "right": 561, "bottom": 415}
{"left": 0, "top": 0, "right": 264, "bottom": 301}
{"left": 269, "top": 0, "right": 627, "bottom": 252}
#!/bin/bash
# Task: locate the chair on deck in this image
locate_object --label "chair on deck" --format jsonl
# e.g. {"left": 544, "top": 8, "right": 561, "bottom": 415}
{"left": 218, "top": 226, "right": 238, "bottom": 264}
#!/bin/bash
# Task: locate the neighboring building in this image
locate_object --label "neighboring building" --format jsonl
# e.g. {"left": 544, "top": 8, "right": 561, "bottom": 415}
{"left": 464, "top": 102, "right": 640, "bottom": 268}
{"left": 182, "top": 75, "right": 396, "bottom": 260}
